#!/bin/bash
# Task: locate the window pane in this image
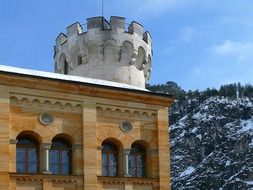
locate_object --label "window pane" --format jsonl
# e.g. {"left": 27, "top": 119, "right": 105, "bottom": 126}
{"left": 16, "top": 148, "right": 25, "bottom": 161}
{"left": 102, "top": 143, "right": 117, "bottom": 151}
{"left": 61, "top": 151, "right": 69, "bottom": 164}
{"left": 28, "top": 149, "right": 37, "bottom": 162}
{"left": 109, "top": 153, "right": 117, "bottom": 176}
{"left": 28, "top": 162, "right": 37, "bottom": 173}
{"left": 17, "top": 137, "right": 37, "bottom": 146}
{"left": 102, "top": 153, "right": 107, "bottom": 176}
{"left": 137, "top": 167, "right": 143, "bottom": 177}
{"left": 61, "top": 164, "right": 69, "bottom": 175}
{"left": 137, "top": 155, "right": 144, "bottom": 177}
{"left": 109, "top": 166, "right": 117, "bottom": 176}
{"left": 50, "top": 150, "right": 58, "bottom": 163}
{"left": 128, "top": 155, "right": 136, "bottom": 176}
{"left": 50, "top": 164, "right": 59, "bottom": 174}
{"left": 17, "top": 161, "right": 25, "bottom": 173}
{"left": 51, "top": 138, "right": 70, "bottom": 149}
{"left": 137, "top": 155, "right": 143, "bottom": 167}
{"left": 109, "top": 154, "right": 117, "bottom": 167}
{"left": 50, "top": 151, "right": 59, "bottom": 174}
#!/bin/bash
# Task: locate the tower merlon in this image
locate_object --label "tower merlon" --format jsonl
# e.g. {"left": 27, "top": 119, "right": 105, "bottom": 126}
{"left": 87, "top": 17, "right": 104, "bottom": 30}
{"left": 66, "top": 22, "right": 83, "bottom": 37}
{"left": 143, "top": 31, "right": 152, "bottom": 44}
{"left": 110, "top": 16, "right": 125, "bottom": 31}
{"left": 128, "top": 21, "right": 144, "bottom": 38}
{"left": 56, "top": 33, "right": 67, "bottom": 46}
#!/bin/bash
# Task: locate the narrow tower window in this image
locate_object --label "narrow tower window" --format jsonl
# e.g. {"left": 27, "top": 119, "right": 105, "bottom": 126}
{"left": 78, "top": 55, "right": 82, "bottom": 65}
{"left": 64, "top": 60, "right": 68, "bottom": 74}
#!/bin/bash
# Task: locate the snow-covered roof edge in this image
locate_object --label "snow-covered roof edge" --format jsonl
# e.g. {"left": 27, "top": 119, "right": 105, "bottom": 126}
{"left": 0, "top": 65, "right": 149, "bottom": 92}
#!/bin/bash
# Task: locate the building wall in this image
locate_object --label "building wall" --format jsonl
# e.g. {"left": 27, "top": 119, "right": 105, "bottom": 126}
{"left": 0, "top": 76, "right": 172, "bottom": 190}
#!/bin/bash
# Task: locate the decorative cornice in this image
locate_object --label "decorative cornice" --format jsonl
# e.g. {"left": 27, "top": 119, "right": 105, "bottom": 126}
{"left": 97, "top": 104, "right": 157, "bottom": 120}
{"left": 97, "top": 176, "right": 158, "bottom": 186}
{"left": 10, "top": 173, "right": 83, "bottom": 184}
{"left": 132, "top": 180, "right": 154, "bottom": 185}
{"left": 10, "top": 93, "right": 82, "bottom": 113}
{"left": 52, "top": 179, "right": 77, "bottom": 184}
{"left": 102, "top": 180, "right": 125, "bottom": 185}
{"left": 15, "top": 177, "right": 43, "bottom": 183}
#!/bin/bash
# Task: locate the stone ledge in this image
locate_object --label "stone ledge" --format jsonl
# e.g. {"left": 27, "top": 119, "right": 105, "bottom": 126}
{"left": 9, "top": 173, "right": 83, "bottom": 184}
{"left": 97, "top": 176, "right": 158, "bottom": 185}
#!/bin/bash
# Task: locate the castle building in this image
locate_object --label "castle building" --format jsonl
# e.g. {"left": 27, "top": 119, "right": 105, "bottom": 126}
{"left": 0, "top": 16, "right": 173, "bottom": 190}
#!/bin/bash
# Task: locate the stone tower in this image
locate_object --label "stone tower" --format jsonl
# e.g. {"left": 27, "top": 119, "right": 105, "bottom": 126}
{"left": 54, "top": 16, "right": 152, "bottom": 89}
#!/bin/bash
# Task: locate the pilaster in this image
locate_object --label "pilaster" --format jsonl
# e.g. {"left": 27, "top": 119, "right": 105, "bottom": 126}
{"left": 157, "top": 108, "right": 170, "bottom": 190}
{"left": 72, "top": 144, "right": 83, "bottom": 175}
{"left": 83, "top": 101, "right": 97, "bottom": 190}
{"left": 0, "top": 90, "right": 10, "bottom": 189}
{"left": 43, "top": 179, "right": 52, "bottom": 190}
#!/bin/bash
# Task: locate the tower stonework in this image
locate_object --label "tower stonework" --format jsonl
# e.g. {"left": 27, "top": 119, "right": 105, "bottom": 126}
{"left": 54, "top": 16, "right": 152, "bottom": 89}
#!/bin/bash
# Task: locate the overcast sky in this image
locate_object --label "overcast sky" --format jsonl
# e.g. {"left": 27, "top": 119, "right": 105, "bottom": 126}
{"left": 0, "top": 0, "right": 253, "bottom": 90}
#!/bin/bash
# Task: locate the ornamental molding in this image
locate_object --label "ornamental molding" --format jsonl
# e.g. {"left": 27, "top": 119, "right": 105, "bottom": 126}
{"left": 15, "top": 177, "right": 43, "bottom": 183}
{"left": 10, "top": 93, "right": 82, "bottom": 113}
{"left": 132, "top": 181, "right": 154, "bottom": 185}
{"left": 100, "top": 179, "right": 125, "bottom": 185}
{"left": 52, "top": 179, "right": 77, "bottom": 184}
{"left": 10, "top": 173, "right": 82, "bottom": 184}
{"left": 96, "top": 104, "right": 157, "bottom": 119}
{"left": 98, "top": 176, "right": 158, "bottom": 186}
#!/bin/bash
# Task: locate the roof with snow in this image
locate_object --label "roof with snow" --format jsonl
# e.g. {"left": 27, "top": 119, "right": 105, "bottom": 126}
{"left": 0, "top": 65, "right": 174, "bottom": 99}
{"left": 0, "top": 65, "right": 149, "bottom": 91}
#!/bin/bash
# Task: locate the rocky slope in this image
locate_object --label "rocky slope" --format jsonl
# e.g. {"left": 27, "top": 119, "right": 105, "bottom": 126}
{"left": 170, "top": 97, "right": 253, "bottom": 190}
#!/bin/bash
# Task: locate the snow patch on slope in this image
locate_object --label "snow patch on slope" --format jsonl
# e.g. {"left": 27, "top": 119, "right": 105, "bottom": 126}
{"left": 179, "top": 166, "right": 195, "bottom": 177}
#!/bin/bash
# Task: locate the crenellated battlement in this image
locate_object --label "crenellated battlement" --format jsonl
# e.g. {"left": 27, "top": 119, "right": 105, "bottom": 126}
{"left": 54, "top": 16, "right": 152, "bottom": 89}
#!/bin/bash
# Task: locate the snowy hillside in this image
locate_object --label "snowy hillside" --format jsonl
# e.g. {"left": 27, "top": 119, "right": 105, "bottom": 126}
{"left": 170, "top": 97, "right": 253, "bottom": 190}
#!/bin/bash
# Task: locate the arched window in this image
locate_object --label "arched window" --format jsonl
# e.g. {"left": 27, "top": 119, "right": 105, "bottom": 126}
{"left": 16, "top": 135, "right": 39, "bottom": 173}
{"left": 49, "top": 137, "right": 71, "bottom": 175}
{"left": 128, "top": 143, "right": 146, "bottom": 177}
{"left": 102, "top": 142, "right": 118, "bottom": 176}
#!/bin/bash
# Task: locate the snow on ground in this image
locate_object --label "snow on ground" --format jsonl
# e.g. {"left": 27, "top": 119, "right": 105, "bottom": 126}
{"left": 225, "top": 160, "right": 231, "bottom": 166}
{"left": 179, "top": 166, "right": 195, "bottom": 177}
{"left": 245, "top": 181, "right": 253, "bottom": 185}
{"left": 238, "top": 118, "right": 253, "bottom": 133}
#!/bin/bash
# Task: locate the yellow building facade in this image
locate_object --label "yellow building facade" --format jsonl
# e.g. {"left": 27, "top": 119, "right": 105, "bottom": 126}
{"left": 0, "top": 16, "right": 173, "bottom": 190}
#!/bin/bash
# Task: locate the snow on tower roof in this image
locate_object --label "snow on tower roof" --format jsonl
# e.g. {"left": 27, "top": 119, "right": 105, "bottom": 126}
{"left": 0, "top": 65, "right": 148, "bottom": 92}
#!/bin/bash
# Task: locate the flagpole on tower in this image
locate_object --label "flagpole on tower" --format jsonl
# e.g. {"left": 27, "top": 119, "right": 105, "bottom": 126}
{"left": 102, "top": 0, "right": 104, "bottom": 17}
